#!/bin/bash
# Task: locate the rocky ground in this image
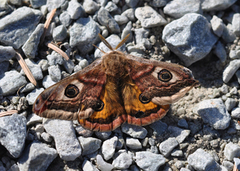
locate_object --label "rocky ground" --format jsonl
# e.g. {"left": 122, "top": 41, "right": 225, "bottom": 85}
{"left": 0, "top": 0, "right": 240, "bottom": 171}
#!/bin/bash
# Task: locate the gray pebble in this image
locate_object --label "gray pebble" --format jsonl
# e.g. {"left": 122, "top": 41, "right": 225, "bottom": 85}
{"left": 163, "top": 0, "right": 201, "bottom": 18}
{"left": 59, "top": 11, "right": 72, "bottom": 27}
{"left": 210, "top": 15, "right": 224, "bottom": 37}
{"left": 221, "top": 24, "right": 236, "bottom": 43}
{"left": 159, "top": 137, "right": 178, "bottom": 156}
{"left": 27, "top": 113, "right": 43, "bottom": 126}
{"left": 114, "top": 14, "right": 129, "bottom": 25}
{"left": 224, "top": 142, "right": 240, "bottom": 160}
{"left": 0, "top": 70, "right": 27, "bottom": 96}
{"left": 22, "top": 23, "right": 44, "bottom": 58}
{"left": 126, "top": 137, "right": 142, "bottom": 150}
{"left": 52, "top": 25, "right": 67, "bottom": 42}
{"left": 97, "top": 7, "right": 120, "bottom": 33}
{"left": 83, "top": 0, "right": 99, "bottom": 14}
{"left": 20, "top": 83, "right": 35, "bottom": 94}
{"left": 125, "top": 0, "right": 139, "bottom": 8}
{"left": 82, "top": 160, "right": 99, "bottom": 171}
{"left": 24, "top": 58, "right": 43, "bottom": 80}
{"left": 122, "top": 8, "right": 135, "bottom": 21}
{"left": 223, "top": 59, "right": 240, "bottom": 83}
{"left": 41, "top": 132, "right": 53, "bottom": 143}
{"left": 48, "top": 65, "right": 62, "bottom": 82}
{"left": 121, "top": 122, "right": 147, "bottom": 139}
{"left": 232, "top": 13, "right": 240, "bottom": 36}
{"left": 229, "top": 49, "right": 240, "bottom": 59}
{"left": 234, "top": 158, "right": 240, "bottom": 170}
{"left": 0, "top": 61, "right": 9, "bottom": 76}
{"left": 112, "top": 152, "right": 132, "bottom": 169}
{"left": 0, "top": 114, "right": 26, "bottom": 158}
{"left": 188, "top": 148, "right": 221, "bottom": 170}
{"left": 135, "top": 151, "right": 166, "bottom": 171}
{"left": 231, "top": 107, "right": 240, "bottom": 118}
{"left": 222, "top": 160, "right": 234, "bottom": 171}
{"left": 79, "top": 59, "right": 89, "bottom": 69}
{"left": 42, "top": 75, "right": 57, "bottom": 88}
{"left": 0, "top": 7, "right": 42, "bottom": 49}
{"left": 18, "top": 141, "right": 57, "bottom": 171}
{"left": 78, "top": 136, "right": 101, "bottom": 155}
{"left": 171, "top": 149, "right": 183, "bottom": 157}
{"left": 30, "top": 0, "right": 46, "bottom": 8}
{"left": 102, "top": 136, "right": 118, "bottom": 160}
{"left": 134, "top": 28, "right": 151, "bottom": 49}
{"left": 0, "top": 45, "right": 16, "bottom": 63}
{"left": 105, "top": 1, "right": 118, "bottom": 12}
{"left": 38, "top": 59, "right": 49, "bottom": 72}
{"left": 225, "top": 98, "right": 237, "bottom": 111}
{"left": 149, "top": 120, "right": 168, "bottom": 136}
{"left": 197, "top": 99, "right": 231, "bottom": 130}
{"left": 96, "top": 154, "right": 113, "bottom": 171}
{"left": 135, "top": 6, "right": 167, "bottom": 28}
{"left": 75, "top": 125, "right": 93, "bottom": 137}
{"left": 213, "top": 41, "right": 227, "bottom": 63}
{"left": 162, "top": 13, "right": 218, "bottom": 66}
{"left": 177, "top": 119, "right": 188, "bottom": 129}
{"left": 46, "top": 0, "right": 66, "bottom": 11}
{"left": 67, "top": 0, "right": 85, "bottom": 19}
{"left": 47, "top": 52, "right": 64, "bottom": 65}
{"left": 44, "top": 119, "right": 82, "bottom": 161}
{"left": 69, "top": 17, "right": 100, "bottom": 54}
{"left": 95, "top": 131, "right": 112, "bottom": 140}
{"left": 202, "top": 0, "right": 237, "bottom": 11}
{"left": 220, "top": 84, "right": 229, "bottom": 94}
{"left": 63, "top": 59, "right": 74, "bottom": 74}
{"left": 168, "top": 126, "right": 190, "bottom": 143}
{"left": 150, "top": 0, "right": 168, "bottom": 7}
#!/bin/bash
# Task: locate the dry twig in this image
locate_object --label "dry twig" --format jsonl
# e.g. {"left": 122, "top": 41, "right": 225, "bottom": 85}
{"left": 47, "top": 42, "right": 69, "bottom": 60}
{"left": 0, "top": 110, "right": 18, "bottom": 117}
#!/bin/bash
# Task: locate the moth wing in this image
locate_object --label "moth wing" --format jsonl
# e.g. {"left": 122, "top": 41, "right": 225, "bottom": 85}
{"left": 33, "top": 59, "right": 126, "bottom": 131}
{"left": 122, "top": 55, "right": 197, "bottom": 126}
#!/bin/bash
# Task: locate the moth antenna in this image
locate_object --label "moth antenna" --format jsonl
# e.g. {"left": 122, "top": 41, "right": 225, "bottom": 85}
{"left": 115, "top": 34, "right": 130, "bottom": 50}
{"left": 92, "top": 44, "right": 106, "bottom": 54}
{"left": 98, "top": 34, "right": 114, "bottom": 51}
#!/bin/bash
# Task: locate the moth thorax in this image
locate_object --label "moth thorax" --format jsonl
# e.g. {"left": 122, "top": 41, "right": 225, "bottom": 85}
{"left": 102, "top": 51, "right": 128, "bottom": 77}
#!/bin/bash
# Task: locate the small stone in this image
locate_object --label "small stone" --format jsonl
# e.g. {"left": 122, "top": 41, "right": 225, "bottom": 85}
{"left": 102, "top": 136, "right": 118, "bottom": 160}
{"left": 97, "top": 7, "right": 120, "bottom": 33}
{"left": 223, "top": 59, "right": 240, "bottom": 83}
{"left": 162, "top": 13, "right": 218, "bottom": 66}
{"left": 171, "top": 149, "right": 183, "bottom": 157}
{"left": 112, "top": 152, "right": 132, "bottom": 169}
{"left": 105, "top": 1, "right": 118, "bottom": 12}
{"left": 19, "top": 83, "right": 35, "bottom": 94}
{"left": 114, "top": 15, "right": 129, "bottom": 25}
{"left": 159, "top": 137, "right": 179, "bottom": 156}
{"left": 232, "top": 13, "right": 240, "bottom": 36}
{"left": 222, "top": 160, "right": 234, "bottom": 171}
{"left": 188, "top": 148, "right": 221, "bottom": 170}
{"left": 95, "top": 131, "right": 112, "bottom": 140}
{"left": 96, "top": 154, "right": 113, "bottom": 171}
{"left": 42, "top": 75, "right": 57, "bottom": 89}
{"left": 23, "top": 58, "right": 43, "bottom": 80}
{"left": 44, "top": 119, "right": 82, "bottom": 161}
{"left": 0, "top": 7, "right": 42, "bottom": 49}
{"left": 125, "top": 0, "right": 139, "bottom": 7}
{"left": 122, "top": 8, "right": 135, "bottom": 21}
{"left": 67, "top": 0, "right": 85, "bottom": 20}
{"left": 69, "top": 17, "right": 100, "bottom": 54}
{"left": 213, "top": 41, "right": 227, "bottom": 63}
{"left": 83, "top": 0, "right": 99, "bottom": 14}
{"left": 18, "top": 141, "right": 57, "bottom": 171}
{"left": 210, "top": 15, "right": 224, "bottom": 37}
{"left": 0, "top": 46, "right": 16, "bottom": 63}
{"left": 79, "top": 59, "right": 89, "bottom": 69}
{"left": 202, "top": 0, "right": 237, "bottom": 11}
{"left": 135, "top": 151, "right": 166, "bottom": 171}
{"left": 82, "top": 160, "right": 99, "bottom": 171}
{"left": 221, "top": 24, "right": 236, "bottom": 43}
{"left": 163, "top": 0, "right": 201, "bottom": 18}
{"left": 231, "top": 107, "right": 240, "bottom": 118}
{"left": 47, "top": 52, "right": 64, "bottom": 66}
{"left": 225, "top": 98, "right": 237, "bottom": 111}
{"left": 0, "top": 70, "right": 27, "bottom": 96}
{"left": 149, "top": 120, "right": 168, "bottom": 136}
{"left": 177, "top": 119, "right": 188, "bottom": 128}
{"left": 126, "top": 137, "right": 142, "bottom": 150}
{"left": 41, "top": 132, "right": 53, "bottom": 143}
{"left": 196, "top": 99, "right": 231, "bottom": 130}
{"left": 121, "top": 123, "right": 147, "bottom": 139}
{"left": 48, "top": 65, "right": 62, "bottom": 82}
{"left": 26, "top": 88, "right": 44, "bottom": 105}
{"left": 224, "top": 142, "right": 240, "bottom": 160}
{"left": 0, "top": 114, "right": 26, "bottom": 158}
{"left": 220, "top": 84, "right": 228, "bottom": 94}
{"left": 150, "top": 0, "right": 168, "bottom": 7}
{"left": 27, "top": 113, "right": 43, "bottom": 126}
{"left": 78, "top": 136, "right": 101, "bottom": 155}
{"left": 22, "top": 24, "right": 44, "bottom": 58}
{"left": 229, "top": 49, "right": 240, "bottom": 59}
{"left": 63, "top": 59, "right": 74, "bottom": 74}
{"left": 135, "top": 6, "right": 167, "bottom": 28}
{"left": 52, "top": 25, "right": 67, "bottom": 42}
{"left": 75, "top": 125, "right": 93, "bottom": 137}
{"left": 59, "top": 11, "right": 71, "bottom": 27}
{"left": 30, "top": 0, "right": 46, "bottom": 8}
{"left": 168, "top": 126, "right": 190, "bottom": 143}
{"left": 38, "top": 59, "right": 49, "bottom": 72}
{"left": 46, "top": 0, "right": 66, "bottom": 11}
{"left": 134, "top": 28, "right": 151, "bottom": 49}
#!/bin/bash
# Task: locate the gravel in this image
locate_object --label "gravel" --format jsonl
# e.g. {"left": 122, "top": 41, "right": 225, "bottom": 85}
{"left": 1, "top": 1, "right": 240, "bottom": 171}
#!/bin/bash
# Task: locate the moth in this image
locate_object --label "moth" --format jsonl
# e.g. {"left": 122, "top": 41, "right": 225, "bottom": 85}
{"left": 33, "top": 34, "right": 198, "bottom": 132}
